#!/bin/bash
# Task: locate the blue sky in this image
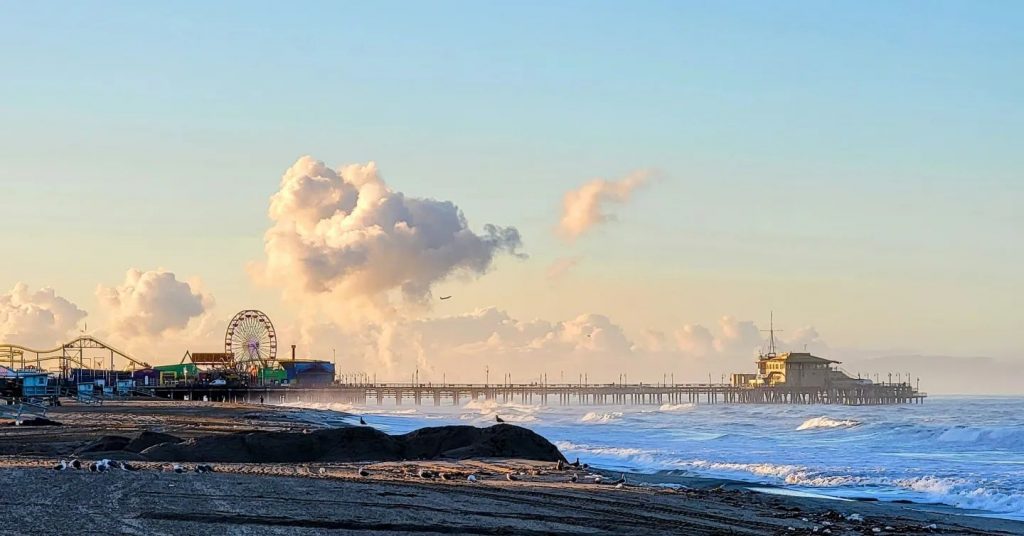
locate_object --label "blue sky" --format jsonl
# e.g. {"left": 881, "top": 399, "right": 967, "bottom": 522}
{"left": 1, "top": 1, "right": 1022, "bottom": 367}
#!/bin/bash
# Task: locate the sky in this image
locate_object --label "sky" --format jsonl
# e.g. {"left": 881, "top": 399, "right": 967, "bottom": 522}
{"left": 1, "top": 2, "right": 1022, "bottom": 393}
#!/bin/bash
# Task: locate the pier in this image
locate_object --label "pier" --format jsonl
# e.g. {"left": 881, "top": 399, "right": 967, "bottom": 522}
{"left": 148, "top": 382, "right": 926, "bottom": 406}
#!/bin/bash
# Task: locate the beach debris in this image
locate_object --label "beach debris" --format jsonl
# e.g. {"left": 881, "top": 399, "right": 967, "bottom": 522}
{"left": 871, "top": 529, "right": 881, "bottom": 534}
{"left": 358, "top": 467, "right": 370, "bottom": 477}
{"left": 495, "top": 415, "right": 505, "bottom": 423}
{"left": 615, "top": 483, "right": 624, "bottom": 489}
{"left": 359, "top": 417, "right": 367, "bottom": 425}
{"left": 440, "top": 295, "right": 452, "bottom": 300}
{"left": 53, "top": 460, "right": 68, "bottom": 471}
{"left": 440, "top": 472, "right": 453, "bottom": 481}
{"left": 118, "top": 461, "right": 139, "bottom": 471}
{"left": 923, "top": 524, "right": 938, "bottom": 531}
{"left": 570, "top": 473, "right": 578, "bottom": 483}
{"left": 417, "top": 469, "right": 435, "bottom": 479}
{"left": 467, "top": 474, "right": 478, "bottom": 482}
{"left": 505, "top": 473, "right": 519, "bottom": 482}
{"left": 884, "top": 526, "right": 894, "bottom": 531}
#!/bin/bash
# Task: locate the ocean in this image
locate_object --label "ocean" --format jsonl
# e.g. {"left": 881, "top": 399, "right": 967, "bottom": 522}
{"left": 284, "top": 395, "right": 1024, "bottom": 520}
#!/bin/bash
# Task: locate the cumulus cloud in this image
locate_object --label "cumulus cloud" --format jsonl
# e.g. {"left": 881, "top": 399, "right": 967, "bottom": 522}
{"left": 0, "top": 284, "right": 87, "bottom": 348}
{"left": 96, "top": 269, "right": 213, "bottom": 338}
{"left": 558, "top": 170, "right": 651, "bottom": 240}
{"left": 252, "top": 156, "right": 524, "bottom": 318}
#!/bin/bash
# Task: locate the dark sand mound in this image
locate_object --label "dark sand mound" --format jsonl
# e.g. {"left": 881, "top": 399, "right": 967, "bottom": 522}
{"left": 77, "top": 435, "right": 131, "bottom": 453}
{"left": 125, "top": 431, "right": 182, "bottom": 453}
{"left": 140, "top": 424, "right": 565, "bottom": 463}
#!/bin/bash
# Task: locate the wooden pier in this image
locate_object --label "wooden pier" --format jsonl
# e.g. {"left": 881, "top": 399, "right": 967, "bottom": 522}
{"left": 148, "top": 382, "right": 926, "bottom": 406}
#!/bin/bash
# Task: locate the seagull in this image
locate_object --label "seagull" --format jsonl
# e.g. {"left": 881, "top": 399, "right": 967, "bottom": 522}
{"left": 593, "top": 475, "right": 603, "bottom": 484}
{"left": 172, "top": 464, "right": 185, "bottom": 474}
{"left": 506, "top": 473, "right": 519, "bottom": 482}
{"left": 570, "top": 473, "right": 578, "bottom": 483}
{"left": 611, "top": 473, "right": 626, "bottom": 485}
{"left": 53, "top": 460, "right": 68, "bottom": 471}
{"left": 556, "top": 459, "right": 565, "bottom": 471}
{"left": 359, "top": 417, "right": 367, "bottom": 425}
{"left": 440, "top": 296, "right": 452, "bottom": 300}
{"left": 70, "top": 459, "right": 82, "bottom": 470}
{"left": 570, "top": 458, "right": 581, "bottom": 469}
{"left": 318, "top": 467, "right": 327, "bottom": 475}
{"left": 467, "top": 474, "right": 478, "bottom": 482}
{"left": 495, "top": 415, "right": 505, "bottom": 423}
{"left": 358, "top": 467, "right": 370, "bottom": 477}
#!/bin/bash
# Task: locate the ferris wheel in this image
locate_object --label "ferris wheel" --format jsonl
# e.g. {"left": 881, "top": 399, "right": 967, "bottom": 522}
{"left": 224, "top": 310, "right": 277, "bottom": 368}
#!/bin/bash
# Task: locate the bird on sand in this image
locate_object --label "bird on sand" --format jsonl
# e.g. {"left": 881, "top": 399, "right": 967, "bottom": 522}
{"left": 495, "top": 415, "right": 505, "bottom": 423}
{"left": 359, "top": 417, "right": 367, "bottom": 425}
{"left": 570, "top": 473, "right": 578, "bottom": 483}
{"left": 467, "top": 474, "right": 478, "bottom": 482}
{"left": 593, "top": 475, "right": 603, "bottom": 484}
{"left": 317, "top": 467, "right": 327, "bottom": 475}
{"left": 70, "top": 459, "right": 82, "bottom": 470}
{"left": 440, "top": 296, "right": 452, "bottom": 300}
{"left": 53, "top": 460, "right": 68, "bottom": 471}
{"left": 556, "top": 459, "right": 565, "bottom": 471}
{"left": 358, "top": 467, "right": 370, "bottom": 477}
{"left": 506, "top": 473, "right": 519, "bottom": 482}
{"left": 172, "top": 464, "right": 185, "bottom": 474}
{"left": 611, "top": 474, "right": 626, "bottom": 485}
{"left": 570, "top": 457, "right": 581, "bottom": 469}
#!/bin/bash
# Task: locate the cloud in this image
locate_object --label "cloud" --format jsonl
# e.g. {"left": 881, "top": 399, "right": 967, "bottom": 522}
{"left": 96, "top": 269, "right": 213, "bottom": 338}
{"left": 545, "top": 256, "right": 582, "bottom": 282}
{"left": 0, "top": 283, "right": 87, "bottom": 348}
{"left": 252, "top": 156, "right": 524, "bottom": 319}
{"left": 558, "top": 170, "right": 651, "bottom": 241}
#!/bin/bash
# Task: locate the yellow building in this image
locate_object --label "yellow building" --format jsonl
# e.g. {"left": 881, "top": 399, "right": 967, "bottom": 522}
{"left": 756, "top": 352, "right": 840, "bottom": 388}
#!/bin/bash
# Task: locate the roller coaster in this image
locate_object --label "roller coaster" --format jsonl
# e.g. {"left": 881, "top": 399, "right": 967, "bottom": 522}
{"left": 0, "top": 335, "right": 151, "bottom": 377}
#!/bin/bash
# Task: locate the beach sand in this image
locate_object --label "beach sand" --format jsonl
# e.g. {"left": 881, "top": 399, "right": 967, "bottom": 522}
{"left": 1, "top": 401, "right": 1021, "bottom": 536}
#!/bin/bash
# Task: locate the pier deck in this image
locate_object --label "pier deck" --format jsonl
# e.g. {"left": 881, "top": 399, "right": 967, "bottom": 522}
{"left": 146, "top": 382, "right": 926, "bottom": 406}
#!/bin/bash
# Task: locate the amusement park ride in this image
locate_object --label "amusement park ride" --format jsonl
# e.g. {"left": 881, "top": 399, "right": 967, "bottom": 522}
{"left": 0, "top": 309, "right": 279, "bottom": 378}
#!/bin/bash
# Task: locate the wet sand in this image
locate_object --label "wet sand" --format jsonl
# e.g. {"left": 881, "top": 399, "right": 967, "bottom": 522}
{"left": 1, "top": 401, "right": 1022, "bottom": 536}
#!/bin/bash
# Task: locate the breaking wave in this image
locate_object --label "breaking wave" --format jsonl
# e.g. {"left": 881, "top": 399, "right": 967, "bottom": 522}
{"left": 796, "top": 416, "right": 862, "bottom": 431}
{"left": 579, "top": 411, "right": 624, "bottom": 424}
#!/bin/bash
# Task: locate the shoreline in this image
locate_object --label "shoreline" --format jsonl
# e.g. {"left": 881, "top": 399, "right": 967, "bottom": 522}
{"left": 1, "top": 401, "right": 1021, "bottom": 535}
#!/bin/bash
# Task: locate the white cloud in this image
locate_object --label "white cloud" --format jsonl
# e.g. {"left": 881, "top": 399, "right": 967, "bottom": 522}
{"left": 252, "top": 156, "right": 524, "bottom": 320}
{"left": 558, "top": 170, "right": 650, "bottom": 241}
{"left": 96, "top": 269, "right": 213, "bottom": 339}
{"left": 0, "top": 283, "right": 87, "bottom": 348}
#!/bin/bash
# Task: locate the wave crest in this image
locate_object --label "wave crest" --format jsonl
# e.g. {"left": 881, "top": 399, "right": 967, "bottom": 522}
{"left": 796, "top": 416, "right": 861, "bottom": 431}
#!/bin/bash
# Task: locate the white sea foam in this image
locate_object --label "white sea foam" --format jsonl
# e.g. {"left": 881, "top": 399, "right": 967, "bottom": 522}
{"left": 579, "top": 411, "right": 623, "bottom": 424}
{"left": 796, "top": 416, "right": 861, "bottom": 431}
{"left": 658, "top": 403, "right": 696, "bottom": 412}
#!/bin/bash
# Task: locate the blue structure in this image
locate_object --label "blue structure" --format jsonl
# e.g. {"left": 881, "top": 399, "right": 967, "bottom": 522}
{"left": 280, "top": 360, "right": 335, "bottom": 386}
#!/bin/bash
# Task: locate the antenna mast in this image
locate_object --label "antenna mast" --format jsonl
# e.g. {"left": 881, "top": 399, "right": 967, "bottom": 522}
{"left": 760, "top": 311, "right": 783, "bottom": 358}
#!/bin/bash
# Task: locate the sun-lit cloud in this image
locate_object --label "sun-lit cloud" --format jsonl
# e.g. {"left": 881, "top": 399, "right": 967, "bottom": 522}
{"left": 558, "top": 170, "right": 651, "bottom": 241}
{"left": 251, "top": 156, "right": 524, "bottom": 322}
{"left": 0, "top": 283, "right": 87, "bottom": 348}
{"left": 545, "top": 256, "right": 582, "bottom": 282}
{"left": 96, "top": 268, "right": 213, "bottom": 339}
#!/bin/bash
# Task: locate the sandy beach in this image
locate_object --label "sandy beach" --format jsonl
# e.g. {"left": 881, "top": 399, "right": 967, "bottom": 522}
{"left": 1, "top": 401, "right": 1022, "bottom": 536}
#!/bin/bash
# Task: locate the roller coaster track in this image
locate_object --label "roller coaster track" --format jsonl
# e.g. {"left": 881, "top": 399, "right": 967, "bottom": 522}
{"left": 0, "top": 335, "right": 151, "bottom": 371}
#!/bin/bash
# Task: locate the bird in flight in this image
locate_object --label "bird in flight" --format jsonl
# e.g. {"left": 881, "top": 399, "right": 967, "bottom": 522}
{"left": 440, "top": 295, "right": 452, "bottom": 300}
